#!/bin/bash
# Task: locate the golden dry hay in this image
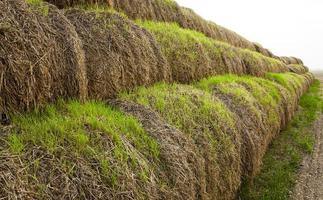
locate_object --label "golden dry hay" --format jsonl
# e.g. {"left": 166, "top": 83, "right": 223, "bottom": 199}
{"left": 0, "top": 0, "right": 87, "bottom": 113}
{"left": 64, "top": 8, "right": 171, "bottom": 100}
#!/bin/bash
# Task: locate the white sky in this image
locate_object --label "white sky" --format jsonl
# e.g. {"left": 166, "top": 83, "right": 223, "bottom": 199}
{"left": 176, "top": 0, "right": 323, "bottom": 71}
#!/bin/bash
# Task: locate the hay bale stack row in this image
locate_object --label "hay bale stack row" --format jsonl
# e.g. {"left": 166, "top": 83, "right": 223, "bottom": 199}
{"left": 0, "top": 0, "right": 87, "bottom": 113}
{"left": 0, "top": 0, "right": 171, "bottom": 112}
{"left": 0, "top": 1, "right": 316, "bottom": 199}
{"left": 140, "top": 21, "right": 288, "bottom": 81}
{"left": 43, "top": 0, "right": 277, "bottom": 58}
{"left": 279, "top": 57, "right": 309, "bottom": 74}
{"left": 0, "top": 0, "right": 296, "bottom": 112}
{"left": 0, "top": 73, "right": 314, "bottom": 200}
{"left": 117, "top": 72, "right": 314, "bottom": 200}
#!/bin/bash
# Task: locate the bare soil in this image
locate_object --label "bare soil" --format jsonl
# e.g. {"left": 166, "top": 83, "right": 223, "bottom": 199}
{"left": 291, "top": 73, "right": 323, "bottom": 200}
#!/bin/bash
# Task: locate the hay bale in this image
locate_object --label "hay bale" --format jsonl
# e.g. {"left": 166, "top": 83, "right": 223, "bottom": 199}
{"left": 139, "top": 21, "right": 214, "bottom": 83}
{"left": 119, "top": 73, "right": 314, "bottom": 198}
{"left": 120, "top": 83, "right": 243, "bottom": 200}
{"left": 287, "top": 64, "right": 309, "bottom": 74}
{"left": 210, "top": 83, "right": 268, "bottom": 179}
{"left": 196, "top": 75, "right": 293, "bottom": 179}
{"left": 111, "top": 100, "right": 207, "bottom": 200}
{"left": 0, "top": 101, "right": 163, "bottom": 199}
{"left": 0, "top": 0, "right": 87, "bottom": 113}
{"left": 280, "top": 56, "right": 304, "bottom": 65}
{"left": 64, "top": 8, "right": 170, "bottom": 100}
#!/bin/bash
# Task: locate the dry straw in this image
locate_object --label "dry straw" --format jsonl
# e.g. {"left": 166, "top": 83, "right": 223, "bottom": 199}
{"left": 0, "top": 0, "right": 87, "bottom": 112}
{"left": 64, "top": 8, "right": 171, "bottom": 100}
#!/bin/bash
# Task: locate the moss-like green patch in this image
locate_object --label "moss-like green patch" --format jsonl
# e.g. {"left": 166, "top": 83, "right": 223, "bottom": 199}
{"left": 73, "top": 4, "right": 128, "bottom": 18}
{"left": 239, "top": 79, "right": 322, "bottom": 200}
{"left": 26, "top": 0, "right": 49, "bottom": 16}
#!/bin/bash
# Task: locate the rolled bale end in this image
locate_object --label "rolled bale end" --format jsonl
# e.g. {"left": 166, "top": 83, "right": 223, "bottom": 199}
{"left": 0, "top": 0, "right": 87, "bottom": 113}
{"left": 64, "top": 8, "right": 171, "bottom": 100}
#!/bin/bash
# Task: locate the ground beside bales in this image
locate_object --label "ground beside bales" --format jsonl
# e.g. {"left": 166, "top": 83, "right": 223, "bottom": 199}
{"left": 291, "top": 73, "right": 323, "bottom": 200}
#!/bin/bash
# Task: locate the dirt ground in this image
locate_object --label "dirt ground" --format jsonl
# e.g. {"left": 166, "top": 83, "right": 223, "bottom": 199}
{"left": 291, "top": 72, "right": 323, "bottom": 200}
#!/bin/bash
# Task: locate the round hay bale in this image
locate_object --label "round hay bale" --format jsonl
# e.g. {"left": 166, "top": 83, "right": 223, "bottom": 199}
{"left": 0, "top": 0, "right": 87, "bottom": 113}
{"left": 210, "top": 83, "right": 266, "bottom": 179}
{"left": 64, "top": 8, "right": 170, "bottom": 100}
{"left": 280, "top": 56, "right": 304, "bottom": 65}
{"left": 120, "top": 83, "right": 243, "bottom": 200}
{"left": 287, "top": 64, "right": 309, "bottom": 74}
{"left": 111, "top": 100, "right": 207, "bottom": 200}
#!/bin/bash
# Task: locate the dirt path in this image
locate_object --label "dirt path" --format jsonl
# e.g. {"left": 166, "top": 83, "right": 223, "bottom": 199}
{"left": 291, "top": 75, "right": 323, "bottom": 200}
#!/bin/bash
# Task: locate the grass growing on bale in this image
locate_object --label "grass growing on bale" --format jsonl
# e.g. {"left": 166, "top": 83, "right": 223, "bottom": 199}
{"left": 195, "top": 74, "right": 288, "bottom": 179}
{"left": 196, "top": 74, "right": 282, "bottom": 127}
{"left": 266, "top": 72, "right": 310, "bottom": 103}
{"left": 6, "top": 100, "right": 159, "bottom": 186}
{"left": 120, "top": 82, "right": 242, "bottom": 198}
{"left": 239, "top": 49, "right": 286, "bottom": 73}
{"left": 287, "top": 64, "right": 308, "bottom": 74}
{"left": 239, "top": 79, "right": 322, "bottom": 200}
{"left": 73, "top": 3, "right": 128, "bottom": 18}
{"left": 266, "top": 72, "right": 304, "bottom": 92}
{"left": 138, "top": 21, "right": 287, "bottom": 79}
{"left": 138, "top": 21, "right": 207, "bottom": 63}
{"left": 120, "top": 83, "right": 237, "bottom": 144}
{"left": 159, "top": 0, "right": 176, "bottom": 7}
{"left": 26, "top": 0, "right": 49, "bottom": 16}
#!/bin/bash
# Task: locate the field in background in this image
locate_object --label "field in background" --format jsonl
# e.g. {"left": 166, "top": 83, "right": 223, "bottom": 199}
{"left": 313, "top": 70, "right": 323, "bottom": 80}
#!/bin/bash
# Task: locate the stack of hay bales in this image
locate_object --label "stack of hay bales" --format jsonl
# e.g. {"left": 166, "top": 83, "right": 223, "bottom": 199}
{"left": 0, "top": 72, "right": 314, "bottom": 200}
{"left": 279, "top": 56, "right": 309, "bottom": 74}
{"left": 0, "top": 0, "right": 87, "bottom": 112}
{"left": 43, "top": 0, "right": 277, "bottom": 57}
{"left": 0, "top": 1, "right": 317, "bottom": 199}
{"left": 118, "top": 72, "right": 314, "bottom": 200}
{"left": 140, "top": 21, "right": 288, "bottom": 82}
{"left": 0, "top": 0, "right": 170, "bottom": 112}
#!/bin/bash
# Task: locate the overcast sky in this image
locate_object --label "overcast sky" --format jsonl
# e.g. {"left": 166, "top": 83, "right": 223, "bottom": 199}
{"left": 176, "top": 0, "right": 323, "bottom": 71}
